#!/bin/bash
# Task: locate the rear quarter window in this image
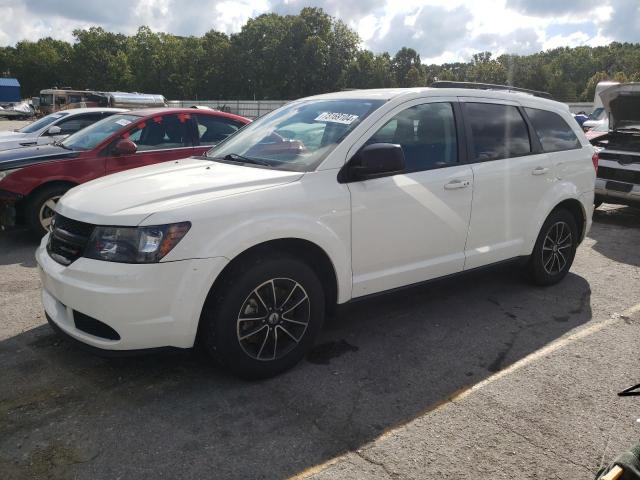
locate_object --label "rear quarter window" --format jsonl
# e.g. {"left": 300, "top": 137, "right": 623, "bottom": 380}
{"left": 195, "top": 114, "right": 244, "bottom": 146}
{"left": 524, "top": 108, "right": 581, "bottom": 152}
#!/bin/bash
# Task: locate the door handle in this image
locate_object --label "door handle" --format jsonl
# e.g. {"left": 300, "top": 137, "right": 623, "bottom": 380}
{"left": 532, "top": 166, "right": 549, "bottom": 175}
{"left": 444, "top": 179, "right": 471, "bottom": 190}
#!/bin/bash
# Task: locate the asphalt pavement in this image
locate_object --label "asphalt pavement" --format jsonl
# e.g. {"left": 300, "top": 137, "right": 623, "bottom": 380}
{"left": 0, "top": 117, "right": 639, "bottom": 479}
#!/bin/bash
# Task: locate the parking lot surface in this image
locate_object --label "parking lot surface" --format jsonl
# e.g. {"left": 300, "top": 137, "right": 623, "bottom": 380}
{"left": 1, "top": 118, "right": 639, "bottom": 479}
{"left": 0, "top": 119, "right": 31, "bottom": 131}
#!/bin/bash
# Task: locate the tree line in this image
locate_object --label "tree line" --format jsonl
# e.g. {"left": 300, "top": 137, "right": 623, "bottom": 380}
{"left": 0, "top": 7, "right": 639, "bottom": 102}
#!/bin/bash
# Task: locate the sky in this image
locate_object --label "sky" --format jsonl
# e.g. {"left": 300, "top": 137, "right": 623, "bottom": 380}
{"left": 0, "top": 0, "right": 638, "bottom": 64}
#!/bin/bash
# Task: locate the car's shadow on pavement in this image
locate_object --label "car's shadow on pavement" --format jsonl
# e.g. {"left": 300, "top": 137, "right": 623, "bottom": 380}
{"left": 0, "top": 233, "right": 594, "bottom": 480}
{"left": 0, "top": 228, "right": 40, "bottom": 267}
{"left": 590, "top": 205, "right": 640, "bottom": 267}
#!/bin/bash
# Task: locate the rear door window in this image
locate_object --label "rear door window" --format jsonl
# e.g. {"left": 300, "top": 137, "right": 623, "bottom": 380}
{"left": 125, "top": 114, "right": 193, "bottom": 151}
{"left": 54, "top": 113, "right": 112, "bottom": 135}
{"left": 524, "top": 108, "right": 581, "bottom": 152}
{"left": 464, "top": 103, "right": 531, "bottom": 162}
{"left": 195, "top": 114, "right": 244, "bottom": 146}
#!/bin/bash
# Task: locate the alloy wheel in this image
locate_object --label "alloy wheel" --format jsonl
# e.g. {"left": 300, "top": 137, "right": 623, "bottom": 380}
{"left": 542, "top": 221, "right": 572, "bottom": 275}
{"left": 236, "top": 278, "right": 310, "bottom": 361}
{"left": 39, "top": 195, "right": 61, "bottom": 231}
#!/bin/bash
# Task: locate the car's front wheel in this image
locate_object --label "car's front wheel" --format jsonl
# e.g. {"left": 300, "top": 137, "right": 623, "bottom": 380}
{"left": 528, "top": 209, "right": 579, "bottom": 286}
{"left": 200, "top": 253, "right": 325, "bottom": 379}
{"left": 25, "top": 184, "right": 71, "bottom": 237}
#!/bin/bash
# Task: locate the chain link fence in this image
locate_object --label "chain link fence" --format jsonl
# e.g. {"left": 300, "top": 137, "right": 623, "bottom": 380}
{"left": 169, "top": 99, "right": 595, "bottom": 118}
{"left": 167, "top": 100, "right": 289, "bottom": 119}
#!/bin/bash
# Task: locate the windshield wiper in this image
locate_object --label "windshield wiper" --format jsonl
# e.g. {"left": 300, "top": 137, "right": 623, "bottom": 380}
{"left": 219, "top": 153, "right": 271, "bottom": 167}
{"left": 56, "top": 142, "right": 73, "bottom": 150}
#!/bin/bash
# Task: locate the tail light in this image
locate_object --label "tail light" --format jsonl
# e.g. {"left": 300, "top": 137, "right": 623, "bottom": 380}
{"left": 592, "top": 151, "right": 599, "bottom": 172}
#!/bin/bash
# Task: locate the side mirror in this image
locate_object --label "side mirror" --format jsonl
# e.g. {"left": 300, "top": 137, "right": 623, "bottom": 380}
{"left": 113, "top": 138, "right": 137, "bottom": 155}
{"left": 47, "top": 125, "right": 62, "bottom": 135}
{"left": 345, "top": 143, "right": 405, "bottom": 181}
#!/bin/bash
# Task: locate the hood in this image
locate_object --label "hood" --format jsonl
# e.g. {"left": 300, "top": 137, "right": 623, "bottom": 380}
{"left": 0, "top": 131, "right": 27, "bottom": 140}
{"left": 601, "top": 83, "right": 640, "bottom": 131}
{"left": 0, "top": 144, "right": 79, "bottom": 171}
{"left": 57, "top": 158, "right": 304, "bottom": 226}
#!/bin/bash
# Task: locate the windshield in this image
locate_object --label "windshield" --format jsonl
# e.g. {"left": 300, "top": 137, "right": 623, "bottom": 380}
{"left": 206, "top": 99, "right": 385, "bottom": 171}
{"left": 18, "top": 112, "right": 69, "bottom": 134}
{"left": 589, "top": 108, "right": 605, "bottom": 121}
{"left": 61, "top": 114, "right": 141, "bottom": 151}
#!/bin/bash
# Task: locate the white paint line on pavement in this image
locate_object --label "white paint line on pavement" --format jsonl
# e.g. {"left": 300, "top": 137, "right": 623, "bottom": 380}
{"left": 290, "top": 302, "right": 640, "bottom": 479}
{"left": 622, "top": 302, "right": 640, "bottom": 317}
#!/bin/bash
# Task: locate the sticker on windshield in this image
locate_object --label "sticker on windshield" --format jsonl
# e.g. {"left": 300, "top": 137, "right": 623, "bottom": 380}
{"left": 51, "top": 114, "right": 62, "bottom": 119}
{"left": 314, "top": 112, "right": 359, "bottom": 125}
{"left": 115, "top": 119, "right": 132, "bottom": 126}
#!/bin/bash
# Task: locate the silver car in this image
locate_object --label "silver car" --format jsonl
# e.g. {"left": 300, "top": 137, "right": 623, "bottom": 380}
{"left": 593, "top": 83, "right": 640, "bottom": 208}
{"left": 0, "top": 108, "right": 126, "bottom": 151}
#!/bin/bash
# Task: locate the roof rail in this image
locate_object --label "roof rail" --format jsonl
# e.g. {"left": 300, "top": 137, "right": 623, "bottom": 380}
{"left": 431, "top": 81, "right": 553, "bottom": 100}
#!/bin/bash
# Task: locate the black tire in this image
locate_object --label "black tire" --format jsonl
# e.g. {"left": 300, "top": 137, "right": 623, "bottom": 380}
{"left": 25, "top": 184, "right": 71, "bottom": 238}
{"left": 199, "top": 253, "right": 325, "bottom": 379}
{"left": 528, "top": 209, "right": 579, "bottom": 286}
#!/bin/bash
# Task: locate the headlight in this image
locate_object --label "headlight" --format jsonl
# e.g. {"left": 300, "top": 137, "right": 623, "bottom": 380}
{"left": 84, "top": 222, "right": 191, "bottom": 263}
{"left": 0, "top": 168, "right": 22, "bottom": 181}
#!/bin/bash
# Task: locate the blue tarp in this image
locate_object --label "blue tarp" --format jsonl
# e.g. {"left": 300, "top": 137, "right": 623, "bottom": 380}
{"left": 0, "top": 78, "right": 21, "bottom": 102}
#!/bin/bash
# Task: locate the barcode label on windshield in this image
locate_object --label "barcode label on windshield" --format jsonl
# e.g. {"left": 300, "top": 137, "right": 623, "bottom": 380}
{"left": 115, "top": 119, "right": 132, "bottom": 126}
{"left": 315, "top": 112, "right": 359, "bottom": 125}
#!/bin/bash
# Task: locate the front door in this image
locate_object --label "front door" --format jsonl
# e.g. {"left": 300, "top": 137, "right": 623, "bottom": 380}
{"left": 106, "top": 113, "right": 195, "bottom": 174}
{"left": 348, "top": 99, "right": 474, "bottom": 298}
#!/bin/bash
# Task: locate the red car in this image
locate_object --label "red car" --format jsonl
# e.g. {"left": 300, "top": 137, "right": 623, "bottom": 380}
{"left": 0, "top": 108, "right": 250, "bottom": 235}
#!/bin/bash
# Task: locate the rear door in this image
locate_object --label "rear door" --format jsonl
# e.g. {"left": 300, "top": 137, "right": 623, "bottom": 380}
{"left": 193, "top": 113, "right": 246, "bottom": 154}
{"left": 461, "top": 99, "right": 553, "bottom": 269}
{"left": 105, "top": 113, "right": 196, "bottom": 174}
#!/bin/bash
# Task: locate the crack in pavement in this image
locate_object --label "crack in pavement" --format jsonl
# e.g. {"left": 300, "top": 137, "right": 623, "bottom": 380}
{"left": 454, "top": 398, "right": 595, "bottom": 475}
{"left": 354, "top": 449, "right": 397, "bottom": 479}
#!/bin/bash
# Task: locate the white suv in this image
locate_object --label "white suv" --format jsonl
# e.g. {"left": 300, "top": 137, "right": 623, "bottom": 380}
{"left": 37, "top": 84, "right": 596, "bottom": 378}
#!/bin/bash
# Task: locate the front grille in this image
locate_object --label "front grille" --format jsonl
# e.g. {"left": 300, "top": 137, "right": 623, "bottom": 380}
{"left": 597, "top": 166, "right": 640, "bottom": 185}
{"left": 599, "top": 151, "right": 640, "bottom": 164}
{"left": 47, "top": 214, "right": 95, "bottom": 266}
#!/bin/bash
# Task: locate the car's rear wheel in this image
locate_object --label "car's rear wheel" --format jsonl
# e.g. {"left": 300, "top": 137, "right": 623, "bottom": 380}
{"left": 528, "top": 209, "right": 579, "bottom": 286}
{"left": 200, "top": 253, "right": 325, "bottom": 379}
{"left": 25, "top": 184, "right": 71, "bottom": 238}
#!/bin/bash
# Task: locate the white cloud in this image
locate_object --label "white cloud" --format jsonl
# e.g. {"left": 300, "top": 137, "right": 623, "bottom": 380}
{"left": 0, "top": 0, "right": 637, "bottom": 64}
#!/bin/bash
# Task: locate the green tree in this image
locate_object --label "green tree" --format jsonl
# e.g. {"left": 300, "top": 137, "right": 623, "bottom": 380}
{"left": 2, "top": 9, "right": 640, "bottom": 102}
{"left": 72, "top": 27, "right": 131, "bottom": 90}
{"left": 392, "top": 48, "right": 423, "bottom": 87}
{"left": 10, "top": 38, "right": 72, "bottom": 96}
{"left": 468, "top": 52, "right": 507, "bottom": 84}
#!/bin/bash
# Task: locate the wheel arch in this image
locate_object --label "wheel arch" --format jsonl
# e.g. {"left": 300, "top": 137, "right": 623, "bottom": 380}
{"left": 16, "top": 180, "right": 78, "bottom": 223}
{"left": 551, "top": 198, "right": 587, "bottom": 242}
{"left": 524, "top": 182, "right": 590, "bottom": 256}
{"left": 24, "top": 179, "right": 78, "bottom": 199}
{"left": 204, "top": 238, "right": 340, "bottom": 318}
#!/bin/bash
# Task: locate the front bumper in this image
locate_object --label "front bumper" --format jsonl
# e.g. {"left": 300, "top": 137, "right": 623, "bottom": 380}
{"left": 595, "top": 178, "right": 640, "bottom": 206}
{"left": 36, "top": 236, "right": 228, "bottom": 351}
{"left": 0, "top": 190, "right": 21, "bottom": 228}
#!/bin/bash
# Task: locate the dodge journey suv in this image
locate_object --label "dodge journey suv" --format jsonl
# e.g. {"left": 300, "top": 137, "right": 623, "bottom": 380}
{"left": 37, "top": 83, "right": 597, "bottom": 378}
